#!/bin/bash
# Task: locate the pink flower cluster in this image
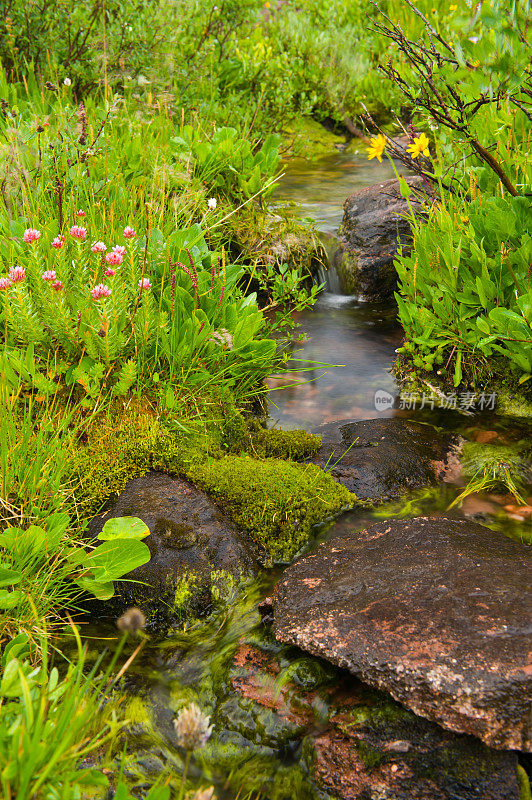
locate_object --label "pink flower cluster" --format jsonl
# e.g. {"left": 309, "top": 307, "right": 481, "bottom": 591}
{"left": 41, "top": 270, "right": 63, "bottom": 291}
{"left": 1, "top": 266, "right": 26, "bottom": 289}
{"left": 23, "top": 228, "right": 41, "bottom": 243}
{"left": 91, "top": 241, "right": 106, "bottom": 254}
{"left": 52, "top": 235, "right": 66, "bottom": 250}
{"left": 123, "top": 226, "right": 136, "bottom": 239}
{"left": 9, "top": 266, "right": 26, "bottom": 283}
{"left": 138, "top": 277, "right": 152, "bottom": 290}
{"left": 76, "top": 209, "right": 86, "bottom": 218}
{"left": 91, "top": 283, "right": 111, "bottom": 300}
{"left": 70, "top": 225, "right": 87, "bottom": 241}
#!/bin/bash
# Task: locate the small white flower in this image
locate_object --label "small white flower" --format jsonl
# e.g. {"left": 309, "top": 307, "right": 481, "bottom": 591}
{"left": 63, "top": 77, "right": 72, "bottom": 87}
{"left": 207, "top": 197, "right": 217, "bottom": 210}
{"left": 173, "top": 703, "right": 213, "bottom": 751}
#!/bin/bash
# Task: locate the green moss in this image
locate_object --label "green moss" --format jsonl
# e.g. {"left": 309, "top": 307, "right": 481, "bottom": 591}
{"left": 284, "top": 117, "right": 346, "bottom": 158}
{"left": 189, "top": 455, "right": 356, "bottom": 562}
{"left": 357, "top": 740, "right": 385, "bottom": 769}
{"left": 496, "top": 391, "right": 532, "bottom": 419}
{"left": 250, "top": 427, "right": 322, "bottom": 460}
{"left": 67, "top": 406, "right": 351, "bottom": 568}
{"left": 517, "top": 764, "right": 531, "bottom": 800}
{"left": 124, "top": 695, "right": 152, "bottom": 729}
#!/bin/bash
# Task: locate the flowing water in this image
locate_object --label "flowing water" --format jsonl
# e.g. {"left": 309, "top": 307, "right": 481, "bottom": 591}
{"left": 82, "top": 152, "right": 530, "bottom": 799}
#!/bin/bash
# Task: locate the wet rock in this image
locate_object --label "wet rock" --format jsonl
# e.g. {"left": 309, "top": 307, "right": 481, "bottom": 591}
{"left": 87, "top": 471, "right": 259, "bottom": 616}
{"left": 310, "top": 696, "right": 520, "bottom": 800}
{"left": 229, "top": 643, "right": 521, "bottom": 799}
{"left": 310, "top": 417, "right": 456, "bottom": 502}
{"left": 273, "top": 516, "right": 532, "bottom": 751}
{"left": 334, "top": 175, "right": 427, "bottom": 300}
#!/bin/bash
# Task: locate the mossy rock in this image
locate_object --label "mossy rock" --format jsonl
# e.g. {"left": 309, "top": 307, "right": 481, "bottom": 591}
{"left": 189, "top": 455, "right": 356, "bottom": 563}
{"left": 284, "top": 116, "right": 346, "bottom": 158}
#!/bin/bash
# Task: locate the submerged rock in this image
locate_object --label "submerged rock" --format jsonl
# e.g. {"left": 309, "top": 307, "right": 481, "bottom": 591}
{"left": 310, "top": 417, "right": 456, "bottom": 502}
{"left": 273, "top": 516, "right": 532, "bottom": 751}
{"left": 228, "top": 643, "right": 521, "bottom": 799}
{"left": 87, "top": 471, "right": 259, "bottom": 617}
{"left": 334, "top": 175, "right": 426, "bottom": 300}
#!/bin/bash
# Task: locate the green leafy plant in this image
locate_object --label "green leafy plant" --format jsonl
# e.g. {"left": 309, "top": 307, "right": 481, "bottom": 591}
{"left": 0, "top": 222, "right": 278, "bottom": 404}
{"left": 0, "top": 513, "right": 150, "bottom": 641}
{"left": 171, "top": 126, "right": 281, "bottom": 203}
{"left": 395, "top": 193, "right": 532, "bottom": 388}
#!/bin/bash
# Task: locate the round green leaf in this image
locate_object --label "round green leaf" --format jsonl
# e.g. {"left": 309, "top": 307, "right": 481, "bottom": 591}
{"left": 98, "top": 517, "right": 150, "bottom": 541}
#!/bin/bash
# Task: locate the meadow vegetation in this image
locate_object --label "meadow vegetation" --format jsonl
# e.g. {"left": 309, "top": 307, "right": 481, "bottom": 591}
{"left": 0, "top": 0, "right": 530, "bottom": 796}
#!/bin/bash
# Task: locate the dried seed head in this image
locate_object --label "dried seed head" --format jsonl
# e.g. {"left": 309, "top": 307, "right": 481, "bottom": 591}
{"left": 116, "top": 607, "right": 146, "bottom": 633}
{"left": 173, "top": 703, "right": 213, "bottom": 751}
{"left": 193, "top": 788, "right": 215, "bottom": 800}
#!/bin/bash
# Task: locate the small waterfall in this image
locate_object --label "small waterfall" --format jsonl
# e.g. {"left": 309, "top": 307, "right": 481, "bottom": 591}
{"left": 317, "top": 232, "right": 344, "bottom": 295}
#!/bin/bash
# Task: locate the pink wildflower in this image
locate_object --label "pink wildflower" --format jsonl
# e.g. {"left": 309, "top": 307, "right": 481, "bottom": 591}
{"left": 51, "top": 235, "right": 65, "bottom": 250}
{"left": 112, "top": 245, "right": 126, "bottom": 256}
{"left": 23, "top": 228, "right": 41, "bottom": 243}
{"left": 0, "top": 277, "right": 12, "bottom": 290}
{"left": 91, "top": 283, "right": 112, "bottom": 300}
{"left": 138, "top": 277, "right": 152, "bottom": 290}
{"left": 123, "top": 226, "right": 136, "bottom": 239}
{"left": 105, "top": 251, "right": 123, "bottom": 266}
{"left": 42, "top": 270, "right": 57, "bottom": 282}
{"left": 91, "top": 241, "right": 107, "bottom": 254}
{"left": 52, "top": 280, "right": 63, "bottom": 291}
{"left": 9, "top": 266, "right": 26, "bottom": 283}
{"left": 76, "top": 209, "right": 86, "bottom": 217}
{"left": 104, "top": 267, "right": 115, "bottom": 277}
{"left": 70, "top": 225, "right": 87, "bottom": 241}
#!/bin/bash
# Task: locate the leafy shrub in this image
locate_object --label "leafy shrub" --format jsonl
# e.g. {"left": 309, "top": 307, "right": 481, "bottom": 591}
{"left": 0, "top": 0, "right": 161, "bottom": 92}
{"left": 395, "top": 193, "right": 532, "bottom": 388}
{"left": 172, "top": 126, "right": 281, "bottom": 203}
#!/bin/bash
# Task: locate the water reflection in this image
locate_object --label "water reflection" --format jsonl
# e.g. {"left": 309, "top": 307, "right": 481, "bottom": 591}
{"left": 271, "top": 150, "right": 397, "bottom": 235}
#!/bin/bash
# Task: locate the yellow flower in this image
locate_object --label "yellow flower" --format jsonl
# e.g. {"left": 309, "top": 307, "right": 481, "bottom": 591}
{"left": 450, "top": 4, "right": 457, "bottom": 9}
{"left": 407, "top": 132, "right": 430, "bottom": 159}
{"left": 367, "top": 134, "right": 386, "bottom": 163}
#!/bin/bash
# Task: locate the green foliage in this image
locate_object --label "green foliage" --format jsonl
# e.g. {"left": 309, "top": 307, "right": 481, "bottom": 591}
{"left": 0, "top": 0, "right": 161, "bottom": 91}
{"left": 190, "top": 455, "right": 356, "bottom": 562}
{"left": 395, "top": 193, "right": 532, "bottom": 389}
{"left": 0, "top": 223, "right": 278, "bottom": 404}
{"left": 0, "top": 513, "right": 151, "bottom": 640}
{"left": 172, "top": 126, "right": 281, "bottom": 203}
{"left": 449, "top": 440, "right": 531, "bottom": 512}
{"left": 0, "top": 628, "right": 122, "bottom": 799}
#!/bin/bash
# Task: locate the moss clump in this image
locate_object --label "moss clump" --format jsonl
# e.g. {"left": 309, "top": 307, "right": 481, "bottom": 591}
{"left": 189, "top": 455, "right": 356, "bottom": 562}
{"left": 284, "top": 117, "right": 346, "bottom": 158}
{"left": 69, "top": 408, "right": 223, "bottom": 516}
{"left": 250, "top": 427, "right": 322, "bottom": 460}
{"left": 496, "top": 391, "right": 532, "bottom": 419}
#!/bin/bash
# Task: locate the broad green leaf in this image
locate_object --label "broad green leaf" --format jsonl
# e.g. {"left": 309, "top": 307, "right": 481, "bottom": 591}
{"left": 98, "top": 517, "right": 150, "bottom": 541}
{"left": 0, "top": 567, "right": 22, "bottom": 587}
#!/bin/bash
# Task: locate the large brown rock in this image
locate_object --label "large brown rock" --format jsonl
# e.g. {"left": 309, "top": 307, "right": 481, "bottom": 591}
{"left": 334, "top": 175, "right": 426, "bottom": 300}
{"left": 310, "top": 417, "right": 457, "bottom": 502}
{"left": 87, "top": 471, "right": 259, "bottom": 617}
{"left": 273, "top": 516, "right": 532, "bottom": 751}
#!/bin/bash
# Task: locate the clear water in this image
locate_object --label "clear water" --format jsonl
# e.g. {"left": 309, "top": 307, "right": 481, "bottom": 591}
{"left": 268, "top": 153, "right": 404, "bottom": 428}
